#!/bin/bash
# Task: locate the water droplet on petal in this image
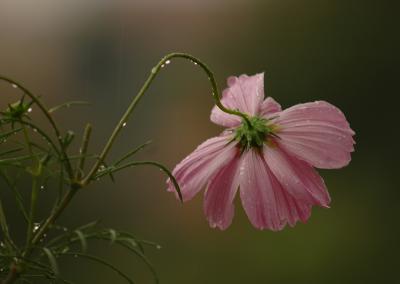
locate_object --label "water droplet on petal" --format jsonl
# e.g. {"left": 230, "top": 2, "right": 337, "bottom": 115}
{"left": 165, "top": 60, "right": 171, "bottom": 65}
{"left": 28, "top": 108, "right": 32, "bottom": 113}
{"left": 122, "top": 122, "right": 127, "bottom": 127}
{"left": 161, "top": 64, "right": 165, "bottom": 68}
{"left": 151, "top": 67, "right": 157, "bottom": 74}
{"left": 12, "top": 84, "right": 18, "bottom": 88}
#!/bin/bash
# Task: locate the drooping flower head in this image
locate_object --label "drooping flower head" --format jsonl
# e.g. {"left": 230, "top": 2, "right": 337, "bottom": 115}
{"left": 167, "top": 73, "right": 355, "bottom": 231}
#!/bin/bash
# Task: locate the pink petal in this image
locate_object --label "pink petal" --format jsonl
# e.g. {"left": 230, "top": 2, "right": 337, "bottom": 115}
{"left": 275, "top": 101, "right": 355, "bottom": 169}
{"left": 264, "top": 145, "right": 331, "bottom": 207}
{"left": 267, "top": 175, "right": 313, "bottom": 227}
{"left": 204, "top": 154, "right": 240, "bottom": 230}
{"left": 210, "top": 73, "right": 264, "bottom": 127}
{"left": 238, "top": 149, "right": 284, "bottom": 231}
{"left": 277, "top": 190, "right": 312, "bottom": 226}
{"left": 167, "top": 133, "right": 238, "bottom": 202}
{"left": 259, "top": 97, "right": 282, "bottom": 118}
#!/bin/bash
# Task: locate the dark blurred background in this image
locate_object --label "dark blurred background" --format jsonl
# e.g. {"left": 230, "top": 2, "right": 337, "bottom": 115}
{"left": 0, "top": 0, "right": 399, "bottom": 283}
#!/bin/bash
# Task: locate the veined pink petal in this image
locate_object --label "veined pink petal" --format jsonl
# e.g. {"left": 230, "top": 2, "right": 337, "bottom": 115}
{"left": 238, "top": 149, "right": 284, "bottom": 231}
{"left": 210, "top": 73, "right": 264, "bottom": 127}
{"left": 259, "top": 97, "right": 282, "bottom": 118}
{"left": 275, "top": 101, "right": 355, "bottom": 169}
{"left": 278, "top": 190, "right": 312, "bottom": 226}
{"left": 204, "top": 154, "right": 240, "bottom": 230}
{"left": 266, "top": 174, "right": 313, "bottom": 226}
{"left": 167, "top": 133, "right": 238, "bottom": 202}
{"left": 264, "top": 145, "right": 331, "bottom": 207}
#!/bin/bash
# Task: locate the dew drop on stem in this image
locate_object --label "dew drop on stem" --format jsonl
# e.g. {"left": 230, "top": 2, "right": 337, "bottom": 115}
{"left": 33, "top": 223, "right": 40, "bottom": 232}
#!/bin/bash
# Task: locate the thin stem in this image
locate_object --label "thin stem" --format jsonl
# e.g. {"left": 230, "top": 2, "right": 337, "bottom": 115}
{"left": 1, "top": 264, "right": 19, "bottom": 284}
{"left": 25, "top": 163, "right": 42, "bottom": 247}
{"left": 30, "top": 187, "right": 79, "bottom": 246}
{"left": 21, "top": 122, "right": 43, "bottom": 248}
{"left": 0, "top": 169, "right": 29, "bottom": 222}
{"left": 75, "top": 123, "right": 92, "bottom": 180}
{"left": 0, "top": 199, "right": 17, "bottom": 250}
{"left": 61, "top": 252, "right": 135, "bottom": 284}
{"left": 82, "top": 52, "right": 250, "bottom": 185}
{"left": 94, "top": 160, "right": 182, "bottom": 201}
{"left": 21, "top": 125, "right": 34, "bottom": 161}
{"left": 114, "top": 140, "right": 152, "bottom": 166}
{"left": 56, "top": 166, "right": 64, "bottom": 206}
{"left": 9, "top": 119, "right": 61, "bottom": 158}
{"left": 0, "top": 76, "right": 74, "bottom": 180}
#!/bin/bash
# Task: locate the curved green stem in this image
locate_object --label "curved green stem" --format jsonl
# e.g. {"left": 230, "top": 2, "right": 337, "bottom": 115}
{"left": 9, "top": 119, "right": 61, "bottom": 158}
{"left": 0, "top": 76, "right": 74, "bottom": 180}
{"left": 61, "top": 252, "right": 135, "bottom": 284}
{"left": 82, "top": 52, "right": 250, "bottom": 185}
{"left": 94, "top": 160, "right": 182, "bottom": 201}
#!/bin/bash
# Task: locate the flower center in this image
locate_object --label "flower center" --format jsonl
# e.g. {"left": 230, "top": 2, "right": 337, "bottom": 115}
{"left": 234, "top": 116, "right": 276, "bottom": 149}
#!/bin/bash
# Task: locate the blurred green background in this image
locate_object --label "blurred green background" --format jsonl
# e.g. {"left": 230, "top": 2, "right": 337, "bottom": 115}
{"left": 0, "top": 0, "right": 399, "bottom": 283}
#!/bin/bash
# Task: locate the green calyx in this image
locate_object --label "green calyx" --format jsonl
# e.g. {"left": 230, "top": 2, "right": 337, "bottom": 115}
{"left": 234, "top": 116, "right": 276, "bottom": 149}
{"left": 1, "top": 99, "right": 33, "bottom": 128}
{"left": 3, "top": 100, "right": 32, "bottom": 120}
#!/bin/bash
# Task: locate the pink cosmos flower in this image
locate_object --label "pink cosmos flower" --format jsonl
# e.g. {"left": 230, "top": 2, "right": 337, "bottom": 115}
{"left": 167, "top": 73, "right": 355, "bottom": 231}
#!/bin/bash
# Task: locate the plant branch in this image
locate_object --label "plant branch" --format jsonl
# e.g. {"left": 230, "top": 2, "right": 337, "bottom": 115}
{"left": 82, "top": 52, "right": 250, "bottom": 185}
{"left": 0, "top": 76, "right": 74, "bottom": 179}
